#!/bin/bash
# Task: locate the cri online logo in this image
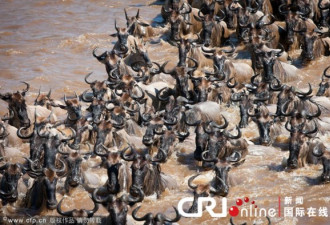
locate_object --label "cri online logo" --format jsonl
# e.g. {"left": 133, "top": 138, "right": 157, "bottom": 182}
{"left": 178, "top": 196, "right": 278, "bottom": 218}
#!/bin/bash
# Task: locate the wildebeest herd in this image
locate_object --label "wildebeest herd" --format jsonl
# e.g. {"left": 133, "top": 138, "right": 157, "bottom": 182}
{"left": 1, "top": 0, "right": 330, "bottom": 224}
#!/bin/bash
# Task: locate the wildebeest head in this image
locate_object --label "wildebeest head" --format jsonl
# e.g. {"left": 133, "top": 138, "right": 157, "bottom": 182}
{"left": 155, "top": 130, "right": 176, "bottom": 162}
{"left": 58, "top": 151, "right": 90, "bottom": 190}
{"left": 285, "top": 119, "right": 318, "bottom": 169}
{"left": 213, "top": 165, "right": 230, "bottom": 196}
{"left": 94, "top": 148, "right": 127, "bottom": 194}
{"left": 311, "top": 140, "right": 330, "bottom": 183}
{"left": 0, "top": 82, "right": 30, "bottom": 128}
{"left": 34, "top": 89, "right": 53, "bottom": 110}
{"left": 316, "top": 66, "right": 330, "bottom": 96}
{"left": 177, "top": 39, "right": 191, "bottom": 67}
{"left": 92, "top": 187, "right": 144, "bottom": 225}
{"left": 57, "top": 196, "right": 98, "bottom": 218}
{"left": 248, "top": 103, "right": 274, "bottom": 145}
{"left": 202, "top": 42, "right": 235, "bottom": 80}
{"left": 132, "top": 40, "right": 153, "bottom": 68}
{"left": 121, "top": 147, "right": 165, "bottom": 197}
{"left": 187, "top": 174, "right": 211, "bottom": 213}
{"left": 168, "top": 10, "right": 190, "bottom": 41}
{"left": 275, "top": 85, "right": 295, "bottom": 117}
{"left": 300, "top": 32, "right": 318, "bottom": 62}
{"left": 278, "top": 4, "right": 303, "bottom": 46}
{"left": 37, "top": 125, "right": 76, "bottom": 169}
{"left": 110, "top": 20, "right": 131, "bottom": 48}
{"left": 260, "top": 48, "right": 284, "bottom": 83}
{"left": 143, "top": 118, "right": 166, "bottom": 146}
{"left": 84, "top": 72, "right": 112, "bottom": 101}
{"left": 160, "top": 58, "right": 198, "bottom": 100}
{"left": 132, "top": 206, "right": 181, "bottom": 225}
{"left": 124, "top": 9, "right": 150, "bottom": 36}
{"left": 93, "top": 47, "right": 128, "bottom": 76}
{"left": 194, "top": 10, "right": 226, "bottom": 47}
{"left": 51, "top": 92, "right": 82, "bottom": 121}
{"left": 88, "top": 98, "right": 107, "bottom": 124}
{"left": 42, "top": 168, "right": 60, "bottom": 209}
{"left": 321, "top": 157, "right": 330, "bottom": 183}
{"left": 69, "top": 118, "right": 93, "bottom": 150}
{"left": 93, "top": 120, "right": 114, "bottom": 149}
{"left": 0, "top": 163, "right": 24, "bottom": 204}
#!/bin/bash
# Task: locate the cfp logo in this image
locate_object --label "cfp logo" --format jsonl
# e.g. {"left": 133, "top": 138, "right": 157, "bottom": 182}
{"left": 178, "top": 197, "right": 228, "bottom": 218}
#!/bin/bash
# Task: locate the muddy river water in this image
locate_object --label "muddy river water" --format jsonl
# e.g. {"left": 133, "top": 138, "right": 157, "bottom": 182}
{"left": 0, "top": 0, "right": 329, "bottom": 224}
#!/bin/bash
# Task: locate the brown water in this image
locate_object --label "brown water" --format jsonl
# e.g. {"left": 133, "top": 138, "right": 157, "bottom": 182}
{"left": 0, "top": 0, "right": 330, "bottom": 225}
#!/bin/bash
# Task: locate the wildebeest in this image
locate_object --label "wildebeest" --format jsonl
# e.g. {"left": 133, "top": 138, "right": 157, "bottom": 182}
{"left": 94, "top": 146, "right": 132, "bottom": 194}
{"left": 124, "top": 8, "right": 168, "bottom": 39}
{"left": 132, "top": 206, "right": 181, "bottom": 225}
{"left": 121, "top": 147, "right": 177, "bottom": 197}
{"left": 312, "top": 144, "right": 330, "bottom": 183}
{"left": 92, "top": 188, "right": 144, "bottom": 225}
{"left": 34, "top": 89, "right": 53, "bottom": 110}
{"left": 0, "top": 82, "right": 31, "bottom": 128}
{"left": 285, "top": 117, "right": 319, "bottom": 169}
{"left": 248, "top": 102, "right": 280, "bottom": 145}
{"left": 316, "top": 66, "right": 330, "bottom": 96}
{"left": 23, "top": 168, "right": 64, "bottom": 212}
{"left": 0, "top": 163, "right": 25, "bottom": 205}
{"left": 160, "top": 57, "right": 198, "bottom": 100}
{"left": 202, "top": 43, "right": 254, "bottom": 86}
{"left": 230, "top": 216, "right": 271, "bottom": 225}
{"left": 57, "top": 196, "right": 99, "bottom": 220}
{"left": 57, "top": 149, "right": 92, "bottom": 193}
{"left": 193, "top": 10, "right": 230, "bottom": 47}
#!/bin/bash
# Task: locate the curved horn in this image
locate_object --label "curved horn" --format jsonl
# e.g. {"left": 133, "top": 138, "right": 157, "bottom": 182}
{"left": 319, "top": 0, "right": 330, "bottom": 10}
{"left": 160, "top": 61, "right": 176, "bottom": 75}
{"left": 187, "top": 57, "right": 199, "bottom": 73}
{"left": 129, "top": 84, "right": 145, "bottom": 100}
{"left": 269, "top": 77, "right": 283, "bottom": 91}
{"left": 86, "top": 197, "right": 99, "bottom": 217}
{"left": 92, "top": 47, "right": 104, "bottom": 61}
{"left": 132, "top": 206, "right": 151, "bottom": 222}
{"left": 224, "top": 126, "right": 241, "bottom": 139}
{"left": 188, "top": 174, "right": 200, "bottom": 190}
{"left": 278, "top": 4, "right": 289, "bottom": 15}
{"left": 2, "top": 108, "right": 14, "bottom": 121}
{"left": 164, "top": 116, "right": 178, "bottom": 126}
{"left": 247, "top": 106, "right": 260, "bottom": 117}
{"left": 226, "top": 77, "right": 237, "bottom": 88}
{"left": 306, "top": 102, "right": 321, "bottom": 118}
{"left": 81, "top": 90, "right": 93, "bottom": 103}
{"left": 222, "top": 41, "right": 235, "bottom": 54}
{"left": 281, "top": 100, "right": 295, "bottom": 116}
{"left": 85, "top": 72, "right": 96, "bottom": 85}
{"left": 302, "top": 120, "right": 318, "bottom": 135}
{"left": 285, "top": 121, "right": 295, "bottom": 133}
{"left": 156, "top": 87, "right": 170, "bottom": 102}
{"left": 120, "top": 146, "right": 135, "bottom": 161}
{"left": 124, "top": 8, "right": 129, "bottom": 21}
{"left": 92, "top": 188, "right": 113, "bottom": 204}
{"left": 17, "top": 126, "right": 34, "bottom": 139}
{"left": 295, "top": 83, "right": 312, "bottom": 96}
{"left": 57, "top": 198, "right": 73, "bottom": 217}
{"left": 323, "top": 66, "right": 330, "bottom": 78}
{"left": 114, "top": 19, "right": 119, "bottom": 32}
{"left": 210, "top": 115, "right": 228, "bottom": 129}
{"left": 202, "top": 150, "right": 219, "bottom": 163}
{"left": 201, "top": 45, "right": 216, "bottom": 54}
{"left": 227, "top": 151, "right": 242, "bottom": 162}
{"left": 152, "top": 148, "right": 167, "bottom": 163}
{"left": 164, "top": 206, "right": 181, "bottom": 222}
{"left": 21, "top": 81, "right": 30, "bottom": 95}
{"left": 150, "top": 62, "right": 161, "bottom": 75}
